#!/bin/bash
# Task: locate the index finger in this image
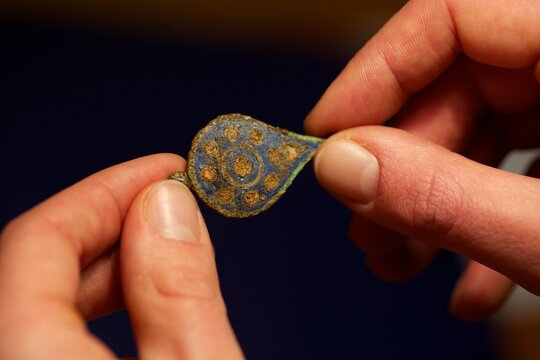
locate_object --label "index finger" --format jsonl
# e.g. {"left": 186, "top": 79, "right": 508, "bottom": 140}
{"left": 304, "top": 0, "right": 540, "bottom": 136}
{"left": 0, "top": 153, "right": 184, "bottom": 358}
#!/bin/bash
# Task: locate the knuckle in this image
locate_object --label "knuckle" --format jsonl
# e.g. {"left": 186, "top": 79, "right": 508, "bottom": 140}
{"left": 407, "top": 168, "right": 464, "bottom": 242}
{"left": 0, "top": 216, "right": 23, "bottom": 241}
{"left": 150, "top": 265, "right": 224, "bottom": 311}
{"left": 0, "top": 216, "right": 30, "bottom": 252}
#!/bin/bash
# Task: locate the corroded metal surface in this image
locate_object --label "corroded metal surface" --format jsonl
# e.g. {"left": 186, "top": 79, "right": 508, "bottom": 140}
{"left": 185, "top": 114, "right": 322, "bottom": 218}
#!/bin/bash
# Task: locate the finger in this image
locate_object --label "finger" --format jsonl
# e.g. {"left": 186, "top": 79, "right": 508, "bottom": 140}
{"left": 349, "top": 215, "right": 435, "bottom": 282}
{"left": 448, "top": 139, "right": 540, "bottom": 321}
{"left": 450, "top": 260, "right": 514, "bottom": 321}
{"left": 121, "top": 180, "right": 243, "bottom": 360}
{"left": 0, "top": 154, "right": 184, "bottom": 358}
{"left": 356, "top": 60, "right": 483, "bottom": 279}
{"left": 304, "top": 0, "right": 540, "bottom": 136}
{"left": 349, "top": 215, "right": 403, "bottom": 255}
{"left": 393, "top": 58, "right": 482, "bottom": 150}
{"left": 364, "top": 239, "right": 436, "bottom": 283}
{"left": 313, "top": 126, "right": 540, "bottom": 294}
{"left": 77, "top": 246, "right": 123, "bottom": 320}
{"left": 468, "top": 63, "right": 540, "bottom": 114}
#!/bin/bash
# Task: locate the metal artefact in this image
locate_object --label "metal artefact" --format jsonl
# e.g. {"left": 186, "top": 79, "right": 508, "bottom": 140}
{"left": 171, "top": 113, "right": 322, "bottom": 218}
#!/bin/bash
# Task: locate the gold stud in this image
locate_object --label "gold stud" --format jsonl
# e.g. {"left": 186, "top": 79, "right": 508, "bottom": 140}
{"left": 200, "top": 166, "right": 217, "bottom": 182}
{"left": 282, "top": 143, "right": 303, "bottom": 162}
{"left": 233, "top": 155, "right": 253, "bottom": 177}
{"left": 216, "top": 187, "right": 234, "bottom": 204}
{"left": 203, "top": 140, "right": 219, "bottom": 157}
{"left": 266, "top": 147, "right": 280, "bottom": 164}
{"left": 264, "top": 173, "right": 280, "bottom": 191}
{"left": 250, "top": 128, "right": 265, "bottom": 145}
{"left": 224, "top": 126, "right": 239, "bottom": 141}
{"left": 244, "top": 190, "right": 260, "bottom": 206}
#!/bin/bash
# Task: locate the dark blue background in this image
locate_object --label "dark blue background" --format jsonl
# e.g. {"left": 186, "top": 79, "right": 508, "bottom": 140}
{"left": 1, "top": 22, "right": 496, "bottom": 359}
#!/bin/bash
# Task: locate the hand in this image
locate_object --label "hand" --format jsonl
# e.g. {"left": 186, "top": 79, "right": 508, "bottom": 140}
{"left": 0, "top": 154, "right": 243, "bottom": 359}
{"left": 305, "top": 0, "right": 540, "bottom": 321}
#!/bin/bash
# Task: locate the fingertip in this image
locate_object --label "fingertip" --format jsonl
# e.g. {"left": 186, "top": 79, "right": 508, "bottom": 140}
{"left": 449, "top": 261, "right": 514, "bottom": 322}
{"left": 121, "top": 179, "right": 243, "bottom": 359}
{"left": 303, "top": 109, "right": 320, "bottom": 136}
{"left": 144, "top": 180, "right": 201, "bottom": 243}
{"left": 304, "top": 102, "right": 338, "bottom": 137}
{"left": 314, "top": 138, "right": 379, "bottom": 205}
{"left": 364, "top": 239, "right": 436, "bottom": 283}
{"left": 449, "top": 285, "right": 499, "bottom": 322}
{"left": 155, "top": 152, "right": 187, "bottom": 166}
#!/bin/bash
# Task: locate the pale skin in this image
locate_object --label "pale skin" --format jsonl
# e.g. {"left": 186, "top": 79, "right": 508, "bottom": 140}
{"left": 306, "top": 0, "right": 540, "bottom": 321}
{"left": 1, "top": 0, "right": 539, "bottom": 358}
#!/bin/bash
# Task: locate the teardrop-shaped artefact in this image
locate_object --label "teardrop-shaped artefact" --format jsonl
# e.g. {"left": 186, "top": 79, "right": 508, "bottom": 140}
{"left": 186, "top": 113, "right": 323, "bottom": 218}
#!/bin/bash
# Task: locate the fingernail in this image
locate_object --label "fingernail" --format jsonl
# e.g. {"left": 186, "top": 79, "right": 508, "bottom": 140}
{"left": 145, "top": 181, "right": 201, "bottom": 242}
{"left": 315, "top": 140, "right": 379, "bottom": 204}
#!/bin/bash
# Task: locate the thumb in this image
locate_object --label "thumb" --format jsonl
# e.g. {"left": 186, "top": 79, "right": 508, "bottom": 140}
{"left": 314, "top": 126, "right": 540, "bottom": 294}
{"left": 120, "top": 180, "right": 243, "bottom": 359}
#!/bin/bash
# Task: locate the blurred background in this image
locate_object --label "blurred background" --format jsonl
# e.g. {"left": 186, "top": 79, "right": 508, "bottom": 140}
{"left": 1, "top": 0, "right": 539, "bottom": 359}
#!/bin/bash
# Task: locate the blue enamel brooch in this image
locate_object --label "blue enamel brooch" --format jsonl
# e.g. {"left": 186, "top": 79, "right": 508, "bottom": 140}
{"left": 170, "top": 114, "right": 323, "bottom": 218}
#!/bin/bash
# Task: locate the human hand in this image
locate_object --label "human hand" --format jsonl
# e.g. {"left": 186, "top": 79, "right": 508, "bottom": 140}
{"left": 305, "top": 0, "right": 540, "bottom": 321}
{"left": 0, "top": 154, "right": 243, "bottom": 359}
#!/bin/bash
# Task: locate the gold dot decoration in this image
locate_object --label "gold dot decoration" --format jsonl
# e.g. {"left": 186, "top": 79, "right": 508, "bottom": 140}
{"left": 200, "top": 166, "right": 217, "bottom": 182}
{"left": 186, "top": 113, "right": 323, "bottom": 218}
{"left": 216, "top": 187, "right": 234, "bottom": 204}
{"left": 282, "top": 143, "right": 302, "bottom": 162}
{"left": 250, "top": 128, "right": 265, "bottom": 145}
{"left": 224, "top": 126, "right": 239, "bottom": 142}
{"left": 233, "top": 155, "right": 253, "bottom": 178}
{"left": 220, "top": 144, "right": 264, "bottom": 189}
{"left": 266, "top": 148, "right": 280, "bottom": 165}
{"left": 264, "top": 173, "right": 280, "bottom": 191}
{"left": 244, "top": 190, "right": 260, "bottom": 206}
{"left": 203, "top": 140, "right": 219, "bottom": 157}
{"left": 266, "top": 144, "right": 306, "bottom": 166}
